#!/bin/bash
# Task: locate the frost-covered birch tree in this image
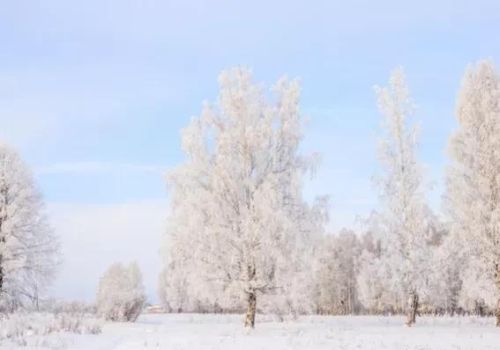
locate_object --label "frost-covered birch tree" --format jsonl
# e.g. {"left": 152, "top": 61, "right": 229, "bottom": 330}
{"left": 446, "top": 60, "right": 500, "bottom": 326}
{"left": 374, "top": 68, "right": 431, "bottom": 326}
{"left": 0, "top": 143, "right": 59, "bottom": 311}
{"left": 161, "top": 67, "right": 326, "bottom": 327}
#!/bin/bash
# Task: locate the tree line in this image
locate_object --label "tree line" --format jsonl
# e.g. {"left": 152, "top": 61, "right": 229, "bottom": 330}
{"left": 158, "top": 61, "right": 500, "bottom": 328}
{"left": 0, "top": 60, "right": 499, "bottom": 330}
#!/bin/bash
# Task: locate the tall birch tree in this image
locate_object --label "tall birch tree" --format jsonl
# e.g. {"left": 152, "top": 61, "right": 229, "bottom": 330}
{"left": 375, "top": 68, "right": 431, "bottom": 326}
{"left": 446, "top": 60, "right": 500, "bottom": 326}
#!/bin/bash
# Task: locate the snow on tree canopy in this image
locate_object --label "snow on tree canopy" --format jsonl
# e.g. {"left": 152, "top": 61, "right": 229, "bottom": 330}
{"left": 446, "top": 60, "right": 500, "bottom": 326}
{"left": 159, "top": 67, "right": 327, "bottom": 327}
{"left": 0, "top": 143, "right": 59, "bottom": 311}
{"left": 359, "top": 68, "right": 434, "bottom": 326}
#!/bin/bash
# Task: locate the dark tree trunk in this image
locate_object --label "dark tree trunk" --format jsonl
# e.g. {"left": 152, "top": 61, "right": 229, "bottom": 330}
{"left": 0, "top": 239, "right": 4, "bottom": 296}
{"left": 475, "top": 299, "right": 486, "bottom": 317}
{"left": 495, "top": 263, "right": 500, "bottom": 326}
{"left": 0, "top": 209, "right": 4, "bottom": 296}
{"left": 495, "top": 299, "right": 500, "bottom": 327}
{"left": 0, "top": 259, "right": 3, "bottom": 294}
{"left": 406, "top": 290, "right": 419, "bottom": 327}
{"left": 244, "top": 292, "right": 257, "bottom": 328}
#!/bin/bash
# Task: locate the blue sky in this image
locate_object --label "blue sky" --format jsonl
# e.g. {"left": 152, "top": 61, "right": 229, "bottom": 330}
{"left": 1, "top": 0, "right": 499, "bottom": 302}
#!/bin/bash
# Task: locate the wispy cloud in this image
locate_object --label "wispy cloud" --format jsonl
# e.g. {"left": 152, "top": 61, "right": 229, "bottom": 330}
{"left": 36, "top": 161, "right": 167, "bottom": 176}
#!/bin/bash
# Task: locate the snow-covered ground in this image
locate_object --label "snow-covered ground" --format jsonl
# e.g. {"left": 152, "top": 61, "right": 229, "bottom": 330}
{"left": 3, "top": 314, "right": 500, "bottom": 350}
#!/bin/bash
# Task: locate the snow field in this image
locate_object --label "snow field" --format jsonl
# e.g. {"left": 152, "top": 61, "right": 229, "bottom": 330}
{"left": 3, "top": 314, "right": 499, "bottom": 350}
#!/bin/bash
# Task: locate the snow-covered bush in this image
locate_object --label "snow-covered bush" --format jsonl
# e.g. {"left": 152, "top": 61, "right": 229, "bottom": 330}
{"left": 0, "top": 312, "right": 102, "bottom": 346}
{"left": 50, "top": 300, "right": 96, "bottom": 315}
{"left": 96, "top": 262, "right": 146, "bottom": 322}
{"left": 57, "top": 312, "right": 102, "bottom": 334}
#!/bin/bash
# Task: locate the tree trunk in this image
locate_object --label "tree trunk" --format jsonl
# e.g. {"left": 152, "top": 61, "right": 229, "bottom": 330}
{"left": 0, "top": 220, "right": 4, "bottom": 295}
{"left": 495, "top": 263, "right": 500, "bottom": 326}
{"left": 475, "top": 299, "right": 486, "bottom": 317}
{"left": 244, "top": 292, "right": 257, "bottom": 328}
{"left": 0, "top": 216, "right": 5, "bottom": 297}
{"left": 0, "top": 258, "right": 3, "bottom": 293}
{"left": 406, "top": 290, "right": 419, "bottom": 327}
{"left": 495, "top": 299, "right": 500, "bottom": 327}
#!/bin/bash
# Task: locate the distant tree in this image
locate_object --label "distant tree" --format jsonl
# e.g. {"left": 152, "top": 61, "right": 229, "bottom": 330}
{"left": 458, "top": 256, "right": 496, "bottom": 315}
{"left": 422, "top": 220, "right": 464, "bottom": 316}
{"left": 0, "top": 143, "right": 59, "bottom": 311}
{"left": 314, "top": 229, "right": 361, "bottom": 315}
{"left": 160, "top": 67, "right": 326, "bottom": 327}
{"left": 446, "top": 60, "right": 500, "bottom": 326}
{"left": 357, "top": 213, "right": 403, "bottom": 314}
{"left": 357, "top": 193, "right": 459, "bottom": 317}
{"left": 373, "top": 68, "right": 432, "bottom": 326}
{"left": 96, "top": 262, "right": 145, "bottom": 322}
{"left": 158, "top": 261, "right": 189, "bottom": 313}
{"left": 158, "top": 247, "right": 223, "bottom": 314}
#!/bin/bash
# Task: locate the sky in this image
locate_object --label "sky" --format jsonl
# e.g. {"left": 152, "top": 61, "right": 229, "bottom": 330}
{"left": 1, "top": 0, "right": 499, "bottom": 303}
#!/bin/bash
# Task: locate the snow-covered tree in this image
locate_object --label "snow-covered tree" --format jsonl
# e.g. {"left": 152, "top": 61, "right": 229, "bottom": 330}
{"left": 0, "top": 143, "right": 59, "bottom": 311}
{"left": 357, "top": 211, "right": 457, "bottom": 316}
{"left": 314, "top": 229, "right": 361, "bottom": 315}
{"left": 425, "top": 224, "right": 463, "bottom": 315}
{"left": 158, "top": 261, "right": 189, "bottom": 313}
{"left": 357, "top": 251, "right": 400, "bottom": 314}
{"left": 160, "top": 67, "right": 326, "bottom": 327}
{"left": 357, "top": 214, "right": 430, "bottom": 315}
{"left": 458, "top": 256, "right": 496, "bottom": 315}
{"left": 158, "top": 242, "right": 226, "bottom": 313}
{"left": 446, "top": 60, "right": 500, "bottom": 325}
{"left": 357, "top": 213, "right": 404, "bottom": 314}
{"left": 373, "top": 68, "right": 432, "bottom": 325}
{"left": 96, "top": 262, "right": 145, "bottom": 322}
